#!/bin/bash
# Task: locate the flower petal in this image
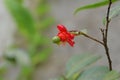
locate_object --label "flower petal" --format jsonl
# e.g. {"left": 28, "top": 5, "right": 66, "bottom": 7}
{"left": 57, "top": 24, "right": 67, "bottom": 32}
{"left": 68, "top": 33, "right": 74, "bottom": 39}
{"left": 67, "top": 39, "right": 75, "bottom": 47}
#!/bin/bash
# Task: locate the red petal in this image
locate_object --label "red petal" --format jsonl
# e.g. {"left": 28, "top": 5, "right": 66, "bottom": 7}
{"left": 67, "top": 33, "right": 74, "bottom": 39}
{"left": 67, "top": 39, "right": 75, "bottom": 47}
{"left": 57, "top": 24, "right": 67, "bottom": 32}
{"left": 57, "top": 32, "right": 67, "bottom": 41}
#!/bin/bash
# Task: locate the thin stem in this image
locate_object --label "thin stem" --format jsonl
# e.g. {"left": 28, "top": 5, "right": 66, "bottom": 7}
{"left": 100, "top": 28, "right": 105, "bottom": 40}
{"left": 105, "top": 0, "right": 112, "bottom": 40}
{"left": 81, "top": 32, "right": 104, "bottom": 45}
{"left": 103, "top": 43, "right": 112, "bottom": 70}
{"left": 69, "top": 30, "right": 104, "bottom": 45}
{"left": 103, "top": 0, "right": 112, "bottom": 71}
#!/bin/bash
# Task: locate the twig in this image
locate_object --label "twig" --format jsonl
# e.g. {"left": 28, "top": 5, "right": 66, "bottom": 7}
{"left": 69, "top": 30, "right": 104, "bottom": 45}
{"left": 102, "top": 0, "right": 112, "bottom": 71}
{"left": 81, "top": 32, "right": 104, "bottom": 45}
{"left": 100, "top": 28, "right": 105, "bottom": 40}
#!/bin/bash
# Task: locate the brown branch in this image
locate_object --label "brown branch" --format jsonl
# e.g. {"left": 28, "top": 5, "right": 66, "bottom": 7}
{"left": 69, "top": 30, "right": 104, "bottom": 45}
{"left": 102, "top": 0, "right": 112, "bottom": 71}
{"left": 81, "top": 32, "right": 104, "bottom": 45}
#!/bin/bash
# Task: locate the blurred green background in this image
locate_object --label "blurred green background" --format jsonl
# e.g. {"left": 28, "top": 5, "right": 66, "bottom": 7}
{"left": 0, "top": 0, "right": 120, "bottom": 80}
{"left": 1, "top": 0, "right": 54, "bottom": 80}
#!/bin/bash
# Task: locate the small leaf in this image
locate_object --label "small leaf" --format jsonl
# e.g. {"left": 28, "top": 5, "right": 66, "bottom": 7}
{"left": 103, "top": 70, "right": 120, "bottom": 80}
{"left": 66, "top": 53, "right": 101, "bottom": 78}
{"left": 77, "top": 66, "right": 109, "bottom": 80}
{"left": 110, "top": 5, "right": 120, "bottom": 19}
{"left": 74, "top": 0, "right": 118, "bottom": 15}
{"left": 103, "top": 5, "right": 120, "bottom": 25}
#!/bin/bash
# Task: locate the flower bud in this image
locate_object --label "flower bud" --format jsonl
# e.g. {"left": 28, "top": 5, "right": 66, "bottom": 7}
{"left": 52, "top": 36, "right": 60, "bottom": 44}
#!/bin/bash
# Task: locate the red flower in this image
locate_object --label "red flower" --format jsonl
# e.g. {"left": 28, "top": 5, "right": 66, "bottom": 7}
{"left": 52, "top": 24, "right": 75, "bottom": 47}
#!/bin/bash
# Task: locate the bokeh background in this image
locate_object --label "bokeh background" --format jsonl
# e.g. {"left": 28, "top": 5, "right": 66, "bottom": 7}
{"left": 0, "top": 0, "right": 120, "bottom": 80}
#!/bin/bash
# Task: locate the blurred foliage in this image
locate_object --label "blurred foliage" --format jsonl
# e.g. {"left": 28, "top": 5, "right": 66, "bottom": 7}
{"left": 66, "top": 53, "right": 101, "bottom": 78}
{"left": 1, "top": 0, "right": 120, "bottom": 80}
{"left": 54, "top": 53, "right": 120, "bottom": 80}
{"left": 5, "top": 0, "right": 36, "bottom": 38}
{"left": 1, "top": 0, "right": 54, "bottom": 80}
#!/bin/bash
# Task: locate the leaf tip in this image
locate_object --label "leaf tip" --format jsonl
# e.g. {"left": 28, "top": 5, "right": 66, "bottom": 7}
{"left": 74, "top": 9, "right": 79, "bottom": 15}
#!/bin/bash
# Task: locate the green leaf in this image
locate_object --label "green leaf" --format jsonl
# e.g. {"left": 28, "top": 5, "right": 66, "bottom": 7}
{"left": 109, "top": 5, "right": 120, "bottom": 19}
{"left": 66, "top": 53, "right": 101, "bottom": 78}
{"left": 103, "top": 5, "right": 120, "bottom": 25}
{"left": 74, "top": 0, "right": 118, "bottom": 15}
{"left": 4, "top": 0, "right": 35, "bottom": 38}
{"left": 103, "top": 70, "right": 120, "bottom": 80}
{"left": 77, "top": 66, "right": 109, "bottom": 80}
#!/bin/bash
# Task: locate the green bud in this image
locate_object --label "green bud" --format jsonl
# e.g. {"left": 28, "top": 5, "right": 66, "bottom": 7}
{"left": 52, "top": 36, "right": 60, "bottom": 44}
